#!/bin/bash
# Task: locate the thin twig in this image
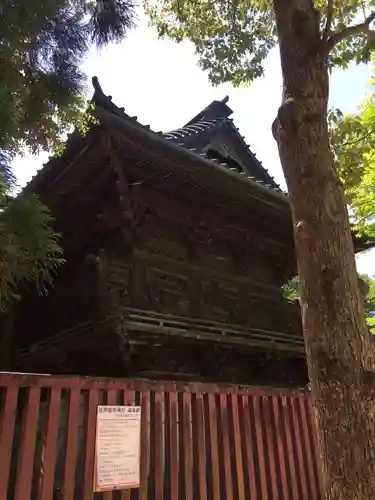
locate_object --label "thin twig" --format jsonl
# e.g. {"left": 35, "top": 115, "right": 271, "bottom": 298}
{"left": 341, "top": 130, "right": 375, "bottom": 148}
{"left": 352, "top": 213, "right": 375, "bottom": 226}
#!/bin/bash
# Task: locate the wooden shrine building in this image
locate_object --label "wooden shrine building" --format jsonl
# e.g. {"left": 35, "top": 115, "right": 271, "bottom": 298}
{"left": 3, "top": 78, "right": 373, "bottom": 387}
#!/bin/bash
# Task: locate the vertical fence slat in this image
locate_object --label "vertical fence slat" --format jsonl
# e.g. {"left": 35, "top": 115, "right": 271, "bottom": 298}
{"left": 14, "top": 387, "right": 41, "bottom": 500}
{"left": 106, "top": 390, "right": 118, "bottom": 404}
{"left": 290, "top": 396, "right": 308, "bottom": 499}
{"left": 61, "top": 389, "right": 81, "bottom": 500}
{"left": 165, "top": 391, "right": 179, "bottom": 500}
{"left": 103, "top": 389, "right": 118, "bottom": 500}
{"left": 272, "top": 396, "right": 290, "bottom": 500}
{"left": 39, "top": 387, "right": 62, "bottom": 500}
{"left": 230, "top": 394, "right": 245, "bottom": 500}
{"left": 192, "top": 393, "right": 207, "bottom": 500}
{"left": 180, "top": 392, "right": 193, "bottom": 500}
{"left": 282, "top": 396, "right": 299, "bottom": 500}
{"left": 263, "top": 396, "right": 279, "bottom": 500}
{"left": 220, "top": 393, "right": 234, "bottom": 500}
{"left": 0, "top": 374, "right": 323, "bottom": 500}
{"left": 154, "top": 392, "right": 164, "bottom": 500}
{"left": 164, "top": 391, "right": 171, "bottom": 500}
{"left": 83, "top": 388, "right": 99, "bottom": 500}
{"left": 120, "top": 386, "right": 134, "bottom": 500}
{"left": 149, "top": 392, "right": 156, "bottom": 500}
{"left": 139, "top": 391, "right": 149, "bottom": 500}
{"left": 205, "top": 393, "right": 220, "bottom": 500}
{"left": 0, "top": 385, "right": 18, "bottom": 499}
{"left": 253, "top": 395, "right": 269, "bottom": 500}
{"left": 307, "top": 397, "right": 323, "bottom": 499}
{"left": 241, "top": 395, "right": 258, "bottom": 500}
{"left": 298, "top": 394, "right": 321, "bottom": 500}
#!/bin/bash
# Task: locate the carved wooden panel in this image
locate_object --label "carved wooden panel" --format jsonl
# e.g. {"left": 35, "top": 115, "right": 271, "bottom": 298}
{"left": 144, "top": 267, "right": 190, "bottom": 316}
{"left": 141, "top": 209, "right": 282, "bottom": 284}
{"left": 106, "top": 260, "right": 132, "bottom": 308}
{"left": 104, "top": 246, "right": 301, "bottom": 341}
{"left": 199, "top": 278, "right": 241, "bottom": 323}
{"left": 208, "top": 137, "right": 243, "bottom": 168}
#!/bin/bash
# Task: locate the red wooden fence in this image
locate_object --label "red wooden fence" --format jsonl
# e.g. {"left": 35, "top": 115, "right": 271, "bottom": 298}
{"left": 0, "top": 372, "right": 321, "bottom": 500}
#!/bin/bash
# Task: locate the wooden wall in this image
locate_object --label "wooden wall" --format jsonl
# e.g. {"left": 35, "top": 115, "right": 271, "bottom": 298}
{"left": 106, "top": 208, "right": 300, "bottom": 335}
{"left": 9, "top": 138, "right": 304, "bottom": 384}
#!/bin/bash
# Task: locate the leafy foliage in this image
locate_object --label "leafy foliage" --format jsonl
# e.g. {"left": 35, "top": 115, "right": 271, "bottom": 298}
{"left": 283, "top": 273, "right": 375, "bottom": 333}
{"left": 145, "top": 0, "right": 276, "bottom": 86}
{"left": 283, "top": 66, "right": 375, "bottom": 331}
{"left": 329, "top": 64, "right": 375, "bottom": 237}
{"left": 364, "top": 275, "right": 375, "bottom": 324}
{"left": 0, "top": 0, "right": 136, "bottom": 166}
{"left": 89, "top": 0, "right": 137, "bottom": 46}
{"left": 0, "top": 0, "right": 136, "bottom": 310}
{"left": 281, "top": 275, "right": 300, "bottom": 303}
{"left": 144, "top": 0, "right": 375, "bottom": 87}
{"left": 0, "top": 175, "right": 64, "bottom": 311}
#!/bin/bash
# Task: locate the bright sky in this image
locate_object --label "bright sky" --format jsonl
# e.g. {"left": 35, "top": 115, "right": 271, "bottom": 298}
{"left": 12, "top": 13, "right": 374, "bottom": 276}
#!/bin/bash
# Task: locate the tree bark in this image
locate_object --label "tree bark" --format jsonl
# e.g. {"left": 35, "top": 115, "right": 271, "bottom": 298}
{"left": 272, "top": 0, "right": 375, "bottom": 499}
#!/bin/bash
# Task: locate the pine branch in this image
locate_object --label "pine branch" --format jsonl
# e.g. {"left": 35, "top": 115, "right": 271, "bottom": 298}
{"left": 90, "top": 0, "right": 136, "bottom": 46}
{"left": 0, "top": 151, "right": 17, "bottom": 189}
{"left": 327, "top": 10, "right": 375, "bottom": 50}
{"left": 322, "top": 0, "right": 333, "bottom": 41}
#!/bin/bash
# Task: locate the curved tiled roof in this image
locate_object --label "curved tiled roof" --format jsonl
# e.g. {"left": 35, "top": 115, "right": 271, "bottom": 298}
{"left": 89, "top": 76, "right": 286, "bottom": 194}
{"left": 26, "top": 77, "right": 288, "bottom": 199}
{"left": 162, "top": 102, "right": 281, "bottom": 192}
{"left": 163, "top": 119, "right": 218, "bottom": 141}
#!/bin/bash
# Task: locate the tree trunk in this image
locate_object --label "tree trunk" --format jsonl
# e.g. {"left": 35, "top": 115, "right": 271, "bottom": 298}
{"left": 272, "top": 0, "right": 375, "bottom": 498}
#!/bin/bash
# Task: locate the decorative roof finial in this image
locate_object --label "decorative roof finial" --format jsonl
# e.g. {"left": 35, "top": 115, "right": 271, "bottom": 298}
{"left": 91, "top": 75, "right": 128, "bottom": 117}
{"left": 92, "top": 76, "right": 105, "bottom": 97}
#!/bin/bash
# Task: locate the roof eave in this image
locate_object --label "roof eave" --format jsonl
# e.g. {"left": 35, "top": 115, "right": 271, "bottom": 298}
{"left": 93, "top": 105, "right": 290, "bottom": 211}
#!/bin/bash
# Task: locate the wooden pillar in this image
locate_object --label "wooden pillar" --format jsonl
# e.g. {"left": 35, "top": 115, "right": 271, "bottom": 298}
{"left": 92, "top": 250, "right": 109, "bottom": 327}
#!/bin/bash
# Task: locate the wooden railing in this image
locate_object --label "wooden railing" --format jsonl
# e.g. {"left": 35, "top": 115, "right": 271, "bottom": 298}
{"left": 122, "top": 307, "right": 305, "bottom": 353}
{"left": 0, "top": 372, "right": 321, "bottom": 500}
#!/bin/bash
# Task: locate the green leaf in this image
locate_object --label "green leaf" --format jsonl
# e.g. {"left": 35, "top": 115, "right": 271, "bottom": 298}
{"left": 144, "top": 0, "right": 277, "bottom": 86}
{"left": 0, "top": 176, "right": 65, "bottom": 311}
{"left": 145, "top": 0, "right": 375, "bottom": 86}
{"left": 329, "top": 59, "right": 375, "bottom": 238}
{"left": 0, "top": 0, "right": 136, "bottom": 309}
{"left": 283, "top": 273, "right": 375, "bottom": 331}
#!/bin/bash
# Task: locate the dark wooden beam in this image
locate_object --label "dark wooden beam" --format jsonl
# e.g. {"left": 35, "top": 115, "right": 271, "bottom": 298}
{"left": 0, "top": 304, "right": 16, "bottom": 370}
{"left": 111, "top": 137, "right": 293, "bottom": 236}
{"left": 94, "top": 108, "right": 290, "bottom": 213}
{"left": 128, "top": 183, "right": 294, "bottom": 256}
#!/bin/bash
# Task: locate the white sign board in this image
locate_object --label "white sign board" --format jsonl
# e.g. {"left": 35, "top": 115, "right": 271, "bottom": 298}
{"left": 94, "top": 405, "right": 141, "bottom": 492}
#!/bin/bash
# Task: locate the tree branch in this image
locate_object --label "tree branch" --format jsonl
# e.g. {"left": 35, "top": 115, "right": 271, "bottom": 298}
{"left": 327, "top": 11, "right": 375, "bottom": 49}
{"left": 322, "top": 0, "right": 333, "bottom": 41}
{"left": 341, "top": 129, "right": 375, "bottom": 148}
